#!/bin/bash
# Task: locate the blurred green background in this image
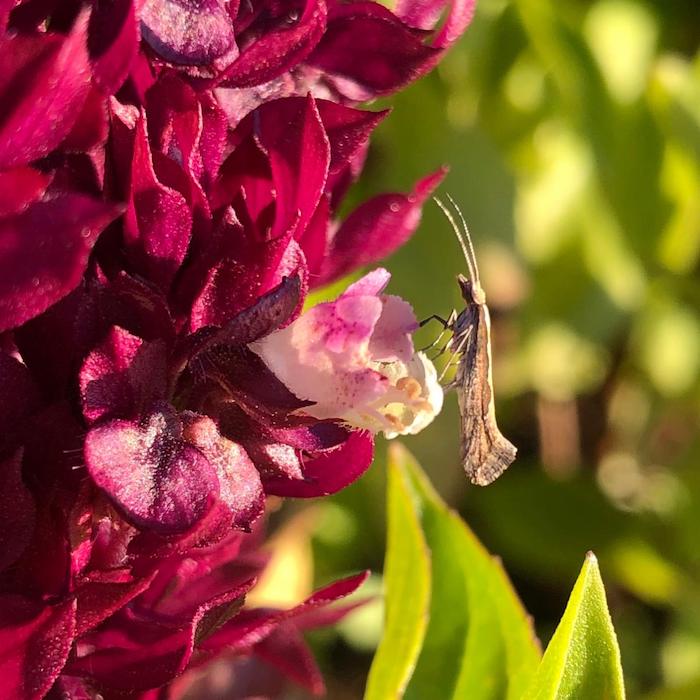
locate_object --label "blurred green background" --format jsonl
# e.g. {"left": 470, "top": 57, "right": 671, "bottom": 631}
{"left": 259, "top": 0, "right": 700, "bottom": 697}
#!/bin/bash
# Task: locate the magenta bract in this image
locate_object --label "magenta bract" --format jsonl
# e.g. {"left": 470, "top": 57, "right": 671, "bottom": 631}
{"left": 0, "top": 0, "right": 472, "bottom": 695}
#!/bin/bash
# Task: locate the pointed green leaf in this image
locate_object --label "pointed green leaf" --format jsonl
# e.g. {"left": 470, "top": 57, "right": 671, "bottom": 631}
{"left": 364, "top": 446, "right": 431, "bottom": 700}
{"left": 523, "top": 552, "right": 626, "bottom": 700}
{"left": 394, "top": 444, "right": 541, "bottom": 700}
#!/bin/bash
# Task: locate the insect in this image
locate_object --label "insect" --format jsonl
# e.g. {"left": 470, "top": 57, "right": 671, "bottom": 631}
{"left": 427, "top": 195, "right": 517, "bottom": 486}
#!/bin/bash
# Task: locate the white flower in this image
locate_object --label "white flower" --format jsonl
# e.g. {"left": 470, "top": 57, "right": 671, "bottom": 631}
{"left": 250, "top": 268, "right": 443, "bottom": 437}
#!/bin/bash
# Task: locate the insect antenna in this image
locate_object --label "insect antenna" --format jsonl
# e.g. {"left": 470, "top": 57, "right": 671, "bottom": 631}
{"left": 445, "top": 193, "right": 480, "bottom": 285}
{"left": 433, "top": 196, "right": 480, "bottom": 284}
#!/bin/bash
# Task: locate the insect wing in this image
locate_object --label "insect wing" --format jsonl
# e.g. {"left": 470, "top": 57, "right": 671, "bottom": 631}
{"left": 457, "top": 304, "right": 517, "bottom": 486}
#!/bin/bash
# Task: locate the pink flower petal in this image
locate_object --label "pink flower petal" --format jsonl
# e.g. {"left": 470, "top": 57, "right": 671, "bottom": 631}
{"left": 0, "top": 10, "right": 91, "bottom": 169}
{"left": 368, "top": 294, "right": 418, "bottom": 363}
{"left": 264, "top": 430, "right": 374, "bottom": 497}
{"left": 319, "top": 167, "right": 445, "bottom": 285}
{"left": 124, "top": 115, "right": 193, "bottom": 291}
{"left": 0, "top": 167, "right": 51, "bottom": 218}
{"left": 0, "top": 596, "right": 76, "bottom": 700}
{"left": 68, "top": 611, "right": 199, "bottom": 691}
{"left": 79, "top": 326, "right": 168, "bottom": 424}
{"left": 217, "top": 0, "right": 326, "bottom": 88}
{"left": 256, "top": 94, "right": 330, "bottom": 240}
{"left": 342, "top": 268, "right": 391, "bottom": 297}
{"left": 308, "top": 2, "right": 438, "bottom": 97}
{"left": 253, "top": 622, "right": 325, "bottom": 695}
{"left": 0, "top": 195, "right": 121, "bottom": 333}
{"left": 89, "top": 0, "right": 141, "bottom": 94}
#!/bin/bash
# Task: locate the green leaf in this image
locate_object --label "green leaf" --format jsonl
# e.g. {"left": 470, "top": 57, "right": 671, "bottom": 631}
{"left": 364, "top": 445, "right": 431, "bottom": 700}
{"left": 384, "top": 444, "right": 540, "bottom": 700}
{"left": 523, "top": 552, "right": 626, "bottom": 700}
{"left": 643, "top": 680, "right": 700, "bottom": 700}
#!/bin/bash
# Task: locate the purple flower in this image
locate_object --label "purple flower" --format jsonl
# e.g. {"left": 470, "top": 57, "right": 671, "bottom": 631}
{"left": 0, "top": 1, "right": 473, "bottom": 695}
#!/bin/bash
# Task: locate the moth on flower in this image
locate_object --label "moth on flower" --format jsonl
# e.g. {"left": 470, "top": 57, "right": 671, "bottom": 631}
{"left": 251, "top": 268, "right": 443, "bottom": 438}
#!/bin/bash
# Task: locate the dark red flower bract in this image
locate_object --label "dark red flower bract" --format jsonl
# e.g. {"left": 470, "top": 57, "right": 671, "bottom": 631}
{"left": 0, "top": 0, "right": 473, "bottom": 696}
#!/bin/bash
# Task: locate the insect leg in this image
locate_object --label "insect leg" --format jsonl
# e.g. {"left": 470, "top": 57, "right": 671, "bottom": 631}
{"left": 439, "top": 325, "right": 472, "bottom": 383}
{"left": 419, "top": 313, "right": 450, "bottom": 328}
{"left": 418, "top": 310, "right": 457, "bottom": 352}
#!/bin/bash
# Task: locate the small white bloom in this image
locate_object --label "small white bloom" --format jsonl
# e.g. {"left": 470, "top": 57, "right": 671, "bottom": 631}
{"left": 250, "top": 269, "right": 443, "bottom": 437}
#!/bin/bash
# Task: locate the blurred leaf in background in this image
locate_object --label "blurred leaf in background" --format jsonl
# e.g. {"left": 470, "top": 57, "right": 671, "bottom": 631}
{"left": 302, "top": 0, "right": 700, "bottom": 697}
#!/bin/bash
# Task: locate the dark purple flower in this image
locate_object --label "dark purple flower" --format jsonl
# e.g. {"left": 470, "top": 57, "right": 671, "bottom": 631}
{"left": 0, "top": 1, "right": 473, "bottom": 694}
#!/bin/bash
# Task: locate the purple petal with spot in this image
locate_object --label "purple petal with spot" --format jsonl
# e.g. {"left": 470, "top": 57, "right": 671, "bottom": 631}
{"left": 0, "top": 10, "right": 91, "bottom": 169}
{"left": 318, "top": 167, "right": 446, "bottom": 286}
{"left": 181, "top": 413, "right": 264, "bottom": 531}
{"left": 85, "top": 404, "right": 219, "bottom": 534}
{"left": 141, "top": 0, "right": 237, "bottom": 66}
{"left": 0, "top": 195, "right": 121, "bottom": 333}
